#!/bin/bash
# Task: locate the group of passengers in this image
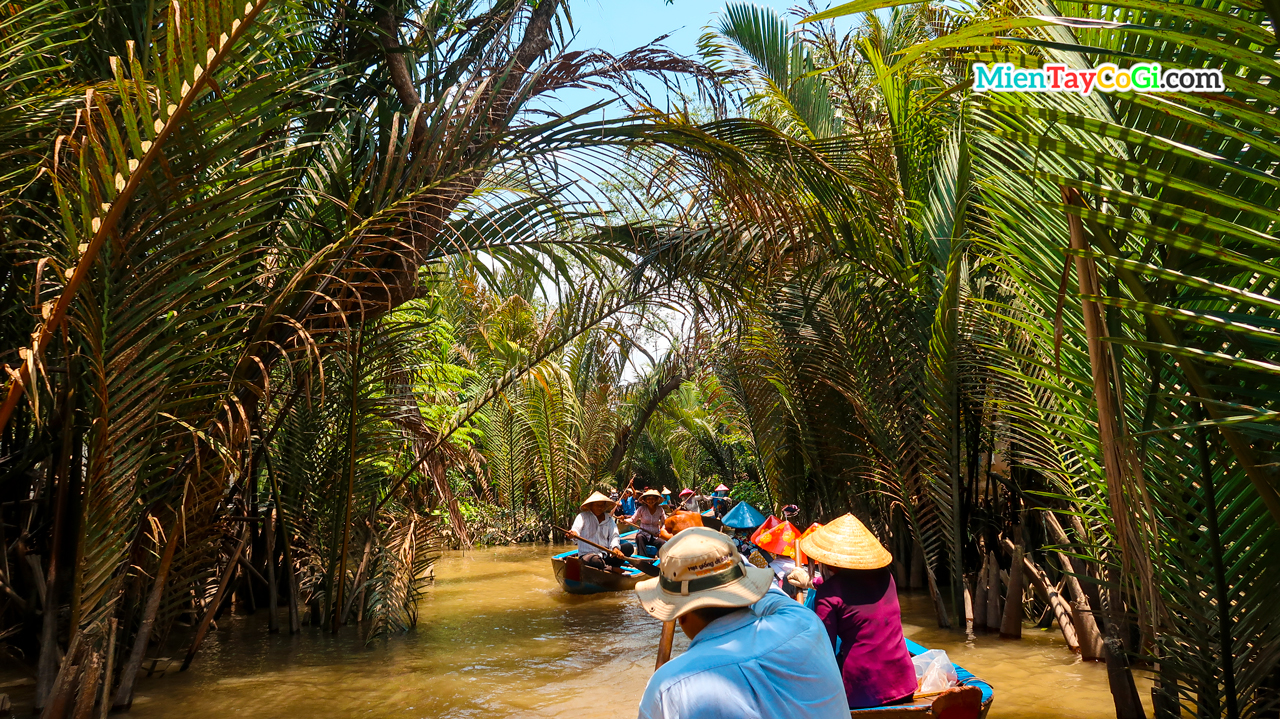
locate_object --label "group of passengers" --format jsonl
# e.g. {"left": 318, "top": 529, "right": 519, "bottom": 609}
{"left": 566, "top": 487, "right": 924, "bottom": 719}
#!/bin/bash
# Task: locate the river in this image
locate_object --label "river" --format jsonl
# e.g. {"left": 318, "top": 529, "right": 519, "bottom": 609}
{"left": 110, "top": 543, "right": 1141, "bottom": 718}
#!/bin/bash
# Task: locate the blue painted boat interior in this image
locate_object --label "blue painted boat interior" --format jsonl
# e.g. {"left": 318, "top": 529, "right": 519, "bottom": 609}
{"left": 553, "top": 530, "right": 655, "bottom": 574}
{"left": 903, "top": 638, "right": 994, "bottom": 706}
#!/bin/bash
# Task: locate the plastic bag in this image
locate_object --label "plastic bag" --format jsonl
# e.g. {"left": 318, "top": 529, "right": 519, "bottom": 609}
{"left": 912, "top": 649, "right": 959, "bottom": 694}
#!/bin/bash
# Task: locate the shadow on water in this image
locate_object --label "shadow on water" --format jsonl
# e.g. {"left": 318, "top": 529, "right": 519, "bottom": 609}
{"left": 2, "top": 544, "right": 1141, "bottom": 718}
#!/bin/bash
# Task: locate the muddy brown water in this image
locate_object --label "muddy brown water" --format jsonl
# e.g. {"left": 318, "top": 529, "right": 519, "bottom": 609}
{"left": 4, "top": 544, "right": 1150, "bottom": 717}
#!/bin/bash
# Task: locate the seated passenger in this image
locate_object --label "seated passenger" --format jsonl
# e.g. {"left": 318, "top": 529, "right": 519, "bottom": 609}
{"left": 629, "top": 489, "right": 667, "bottom": 557}
{"left": 798, "top": 513, "right": 917, "bottom": 710}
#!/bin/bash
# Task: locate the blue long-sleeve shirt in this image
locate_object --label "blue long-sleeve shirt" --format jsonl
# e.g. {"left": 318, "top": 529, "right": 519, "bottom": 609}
{"left": 637, "top": 588, "right": 848, "bottom": 719}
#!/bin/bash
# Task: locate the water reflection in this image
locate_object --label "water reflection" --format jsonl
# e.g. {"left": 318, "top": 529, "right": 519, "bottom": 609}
{"left": 120, "top": 543, "right": 1133, "bottom": 718}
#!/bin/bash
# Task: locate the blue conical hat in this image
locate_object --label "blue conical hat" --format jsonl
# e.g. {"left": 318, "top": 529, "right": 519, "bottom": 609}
{"left": 721, "top": 502, "right": 767, "bottom": 529}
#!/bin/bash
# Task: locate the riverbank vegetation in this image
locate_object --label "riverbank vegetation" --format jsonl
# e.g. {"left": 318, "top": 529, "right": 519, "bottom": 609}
{"left": 2, "top": 0, "right": 1277, "bottom": 716}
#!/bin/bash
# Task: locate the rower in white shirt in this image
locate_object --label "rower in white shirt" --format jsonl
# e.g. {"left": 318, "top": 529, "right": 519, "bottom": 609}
{"left": 567, "top": 491, "right": 652, "bottom": 575}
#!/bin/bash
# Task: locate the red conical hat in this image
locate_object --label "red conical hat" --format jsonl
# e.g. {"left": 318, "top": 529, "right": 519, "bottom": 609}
{"left": 750, "top": 515, "right": 781, "bottom": 545}
{"left": 754, "top": 520, "right": 801, "bottom": 557}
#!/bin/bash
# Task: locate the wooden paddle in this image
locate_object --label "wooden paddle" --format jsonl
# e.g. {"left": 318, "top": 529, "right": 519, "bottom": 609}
{"left": 655, "top": 620, "right": 676, "bottom": 670}
{"left": 553, "top": 526, "right": 658, "bottom": 564}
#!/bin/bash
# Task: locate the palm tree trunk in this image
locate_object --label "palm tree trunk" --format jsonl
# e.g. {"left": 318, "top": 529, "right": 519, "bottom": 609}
{"left": 334, "top": 329, "right": 363, "bottom": 633}
{"left": 182, "top": 526, "right": 250, "bottom": 671}
{"left": 37, "top": 387, "right": 77, "bottom": 709}
{"left": 1042, "top": 511, "right": 1105, "bottom": 660}
{"left": 265, "top": 453, "right": 301, "bottom": 634}
{"left": 112, "top": 515, "right": 181, "bottom": 710}
{"left": 265, "top": 508, "right": 278, "bottom": 634}
{"left": 1063, "top": 189, "right": 1146, "bottom": 719}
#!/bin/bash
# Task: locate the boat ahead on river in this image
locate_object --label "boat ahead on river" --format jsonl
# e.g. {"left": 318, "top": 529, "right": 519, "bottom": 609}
{"left": 552, "top": 530, "right": 656, "bottom": 595}
{"left": 848, "top": 638, "right": 993, "bottom": 718}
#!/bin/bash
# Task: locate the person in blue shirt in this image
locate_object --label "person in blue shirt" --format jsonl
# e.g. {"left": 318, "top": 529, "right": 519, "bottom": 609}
{"left": 633, "top": 528, "right": 848, "bottom": 719}
{"left": 617, "top": 488, "right": 638, "bottom": 518}
{"left": 710, "top": 483, "right": 730, "bottom": 518}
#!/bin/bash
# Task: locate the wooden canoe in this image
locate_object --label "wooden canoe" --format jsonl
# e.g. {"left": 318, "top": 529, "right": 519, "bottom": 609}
{"left": 551, "top": 530, "right": 655, "bottom": 595}
{"left": 848, "top": 639, "right": 993, "bottom": 718}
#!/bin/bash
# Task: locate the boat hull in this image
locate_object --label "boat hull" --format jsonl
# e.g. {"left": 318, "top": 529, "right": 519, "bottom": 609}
{"left": 848, "top": 639, "right": 993, "bottom": 718}
{"left": 551, "top": 554, "right": 646, "bottom": 594}
{"left": 552, "top": 529, "right": 652, "bottom": 595}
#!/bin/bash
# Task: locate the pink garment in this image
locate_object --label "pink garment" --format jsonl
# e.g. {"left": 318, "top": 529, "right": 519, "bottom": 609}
{"left": 813, "top": 568, "right": 917, "bottom": 709}
{"left": 631, "top": 504, "right": 666, "bottom": 535}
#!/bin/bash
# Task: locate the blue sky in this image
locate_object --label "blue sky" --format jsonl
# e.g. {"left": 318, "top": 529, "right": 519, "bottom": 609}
{"left": 547, "top": 0, "right": 804, "bottom": 113}
{"left": 566, "top": 0, "right": 797, "bottom": 57}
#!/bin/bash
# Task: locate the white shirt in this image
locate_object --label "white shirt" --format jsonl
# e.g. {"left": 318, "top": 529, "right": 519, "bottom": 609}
{"left": 768, "top": 557, "right": 796, "bottom": 587}
{"left": 638, "top": 587, "right": 847, "bottom": 719}
{"left": 680, "top": 496, "right": 699, "bottom": 512}
{"left": 570, "top": 510, "right": 620, "bottom": 555}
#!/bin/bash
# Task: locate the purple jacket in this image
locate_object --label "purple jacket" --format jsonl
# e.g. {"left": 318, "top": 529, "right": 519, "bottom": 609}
{"left": 813, "top": 568, "right": 917, "bottom": 709}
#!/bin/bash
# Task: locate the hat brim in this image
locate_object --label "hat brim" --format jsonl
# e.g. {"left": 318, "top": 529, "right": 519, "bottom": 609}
{"left": 797, "top": 534, "right": 892, "bottom": 570}
{"left": 634, "top": 563, "right": 774, "bottom": 621}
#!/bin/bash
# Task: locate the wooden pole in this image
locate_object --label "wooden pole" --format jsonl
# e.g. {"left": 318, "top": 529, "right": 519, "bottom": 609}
{"left": 655, "top": 621, "right": 676, "bottom": 670}
{"left": 341, "top": 530, "right": 374, "bottom": 624}
{"left": 973, "top": 553, "right": 988, "bottom": 632}
{"left": 265, "top": 508, "right": 278, "bottom": 634}
{"left": 963, "top": 580, "right": 975, "bottom": 638}
{"left": 999, "top": 543, "right": 1025, "bottom": 638}
{"left": 37, "top": 387, "right": 76, "bottom": 710}
{"left": 182, "top": 526, "right": 250, "bottom": 671}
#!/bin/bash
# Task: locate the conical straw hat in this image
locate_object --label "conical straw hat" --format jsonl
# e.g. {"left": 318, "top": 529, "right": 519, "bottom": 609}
{"left": 797, "top": 513, "right": 892, "bottom": 570}
{"left": 580, "top": 491, "right": 617, "bottom": 509}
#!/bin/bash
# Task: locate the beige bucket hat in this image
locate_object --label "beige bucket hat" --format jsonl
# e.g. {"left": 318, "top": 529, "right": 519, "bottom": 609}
{"left": 796, "top": 513, "right": 892, "bottom": 570}
{"left": 580, "top": 491, "right": 617, "bottom": 510}
{"left": 634, "top": 527, "right": 774, "bottom": 621}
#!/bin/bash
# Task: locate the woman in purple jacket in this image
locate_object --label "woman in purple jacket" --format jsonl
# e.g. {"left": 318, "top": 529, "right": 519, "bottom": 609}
{"left": 799, "top": 514, "right": 918, "bottom": 709}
